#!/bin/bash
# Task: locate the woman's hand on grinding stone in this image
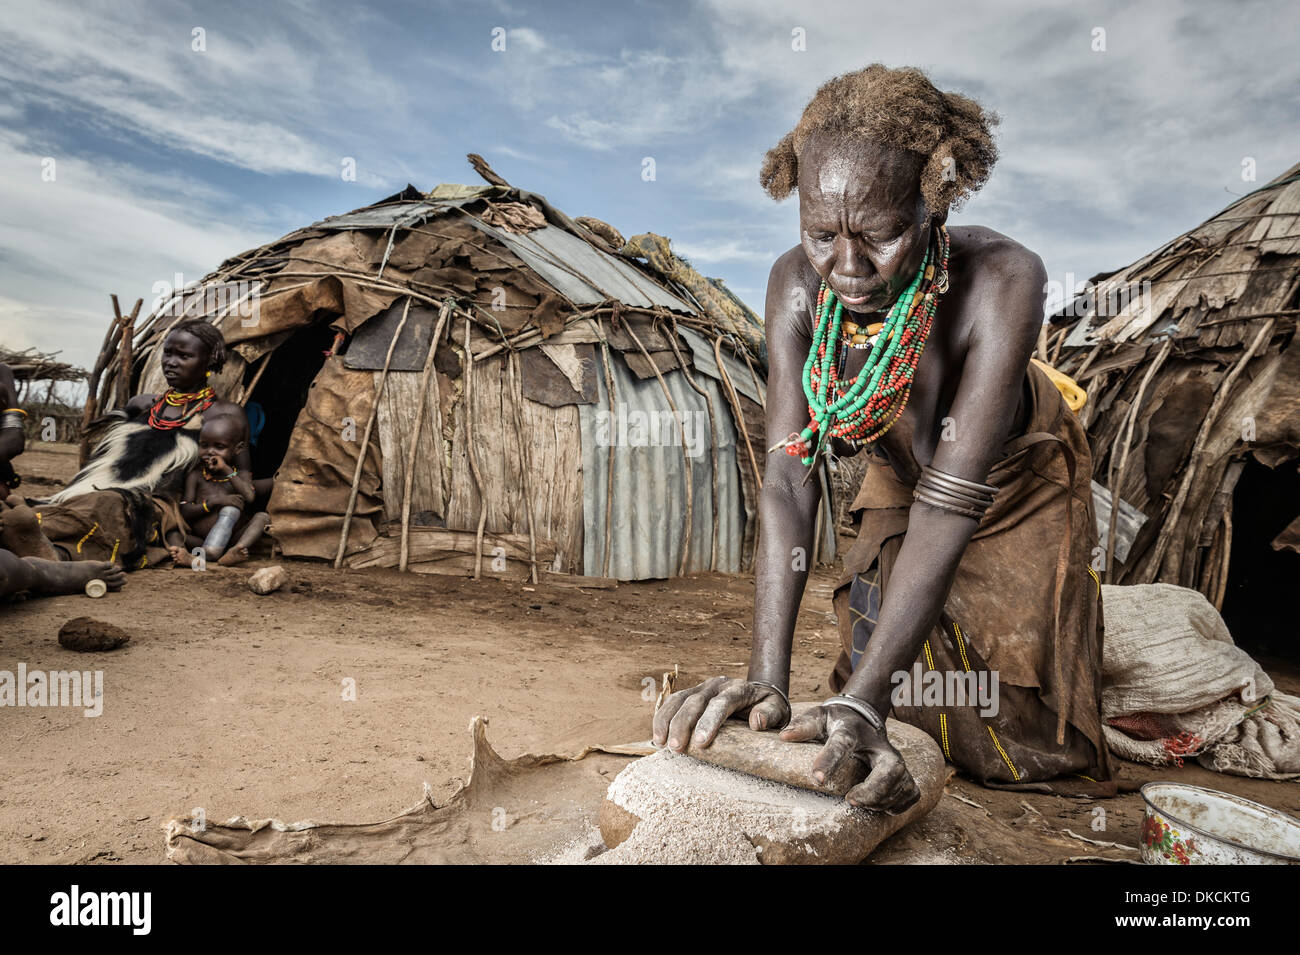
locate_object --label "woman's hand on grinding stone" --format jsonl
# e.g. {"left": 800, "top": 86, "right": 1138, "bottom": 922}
{"left": 651, "top": 676, "right": 791, "bottom": 753}
{"left": 780, "top": 703, "right": 921, "bottom": 814}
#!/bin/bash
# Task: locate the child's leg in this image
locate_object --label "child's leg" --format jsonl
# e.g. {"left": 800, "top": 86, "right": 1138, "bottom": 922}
{"left": 217, "top": 513, "right": 269, "bottom": 566}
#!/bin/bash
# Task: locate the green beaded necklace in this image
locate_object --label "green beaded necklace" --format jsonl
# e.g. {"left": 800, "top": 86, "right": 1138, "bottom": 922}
{"left": 782, "top": 225, "right": 950, "bottom": 466}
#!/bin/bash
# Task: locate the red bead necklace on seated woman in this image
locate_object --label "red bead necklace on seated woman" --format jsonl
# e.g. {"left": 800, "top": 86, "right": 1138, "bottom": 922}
{"left": 146, "top": 375, "right": 217, "bottom": 431}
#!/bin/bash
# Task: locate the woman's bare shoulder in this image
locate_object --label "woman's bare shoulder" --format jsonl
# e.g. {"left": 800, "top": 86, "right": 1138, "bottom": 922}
{"left": 765, "top": 245, "right": 819, "bottom": 341}
{"left": 951, "top": 226, "right": 1045, "bottom": 283}
{"left": 949, "top": 226, "right": 1046, "bottom": 344}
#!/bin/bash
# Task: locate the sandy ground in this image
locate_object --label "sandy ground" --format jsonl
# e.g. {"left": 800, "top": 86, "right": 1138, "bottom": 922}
{"left": 3, "top": 444, "right": 1298, "bottom": 864}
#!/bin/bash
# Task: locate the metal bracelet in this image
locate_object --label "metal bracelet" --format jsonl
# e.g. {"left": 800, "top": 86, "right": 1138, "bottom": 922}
{"left": 915, "top": 481, "right": 989, "bottom": 509}
{"left": 913, "top": 485, "right": 988, "bottom": 519}
{"left": 920, "top": 463, "right": 997, "bottom": 497}
{"left": 749, "top": 680, "right": 792, "bottom": 726}
{"left": 918, "top": 475, "right": 993, "bottom": 506}
{"left": 0, "top": 411, "right": 25, "bottom": 431}
{"left": 914, "top": 465, "right": 997, "bottom": 520}
{"left": 824, "top": 693, "right": 886, "bottom": 734}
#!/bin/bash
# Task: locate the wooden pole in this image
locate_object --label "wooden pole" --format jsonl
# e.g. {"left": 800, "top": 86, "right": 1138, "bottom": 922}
{"left": 713, "top": 334, "right": 762, "bottom": 491}
{"left": 238, "top": 352, "right": 272, "bottom": 407}
{"left": 399, "top": 300, "right": 453, "bottom": 572}
{"left": 115, "top": 298, "right": 142, "bottom": 409}
{"left": 334, "top": 297, "right": 412, "bottom": 569}
{"left": 1103, "top": 338, "right": 1172, "bottom": 582}
{"left": 79, "top": 300, "right": 124, "bottom": 465}
{"left": 593, "top": 318, "right": 619, "bottom": 578}
{"left": 506, "top": 350, "right": 539, "bottom": 585}
{"left": 1146, "top": 320, "right": 1274, "bottom": 583}
{"left": 462, "top": 319, "right": 489, "bottom": 580}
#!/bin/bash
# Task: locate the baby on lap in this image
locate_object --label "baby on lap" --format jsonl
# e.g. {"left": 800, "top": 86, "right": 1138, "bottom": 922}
{"left": 168, "top": 416, "right": 269, "bottom": 567}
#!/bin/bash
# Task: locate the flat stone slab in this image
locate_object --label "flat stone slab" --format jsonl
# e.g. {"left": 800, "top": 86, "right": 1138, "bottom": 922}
{"left": 597, "top": 706, "right": 945, "bottom": 864}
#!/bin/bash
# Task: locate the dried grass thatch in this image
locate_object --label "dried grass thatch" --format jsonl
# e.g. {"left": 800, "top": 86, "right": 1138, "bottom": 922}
{"left": 0, "top": 347, "right": 86, "bottom": 384}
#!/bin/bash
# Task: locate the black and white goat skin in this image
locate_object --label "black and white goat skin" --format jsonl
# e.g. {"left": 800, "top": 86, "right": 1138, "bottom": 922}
{"left": 45, "top": 410, "right": 199, "bottom": 505}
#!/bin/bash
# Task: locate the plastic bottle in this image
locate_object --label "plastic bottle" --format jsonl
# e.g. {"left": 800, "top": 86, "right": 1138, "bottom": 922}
{"left": 203, "top": 505, "right": 242, "bottom": 552}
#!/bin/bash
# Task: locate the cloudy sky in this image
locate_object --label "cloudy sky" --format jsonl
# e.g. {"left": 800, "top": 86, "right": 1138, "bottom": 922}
{"left": 2, "top": 0, "right": 1297, "bottom": 371}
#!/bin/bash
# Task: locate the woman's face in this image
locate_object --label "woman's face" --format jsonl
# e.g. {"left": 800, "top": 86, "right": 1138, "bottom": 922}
{"left": 798, "top": 133, "right": 934, "bottom": 315}
{"left": 161, "top": 330, "right": 210, "bottom": 390}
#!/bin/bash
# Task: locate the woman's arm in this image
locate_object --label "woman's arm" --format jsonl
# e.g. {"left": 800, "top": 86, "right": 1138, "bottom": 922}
{"left": 748, "top": 251, "right": 825, "bottom": 692}
{"left": 0, "top": 364, "right": 24, "bottom": 479}
{"left": 653, "top": 249, "right": 823, "bottom": 750}
{"left": 838, "top": 245, "right": 1047, "bottom": 716}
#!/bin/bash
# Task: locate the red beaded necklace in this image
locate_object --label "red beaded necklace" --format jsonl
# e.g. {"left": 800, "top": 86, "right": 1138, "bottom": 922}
{"left": 781, "top": 226, "right": 949, "bottom": 466}
{"left": 147, "top": 387, "right": 216, "bottom": 431}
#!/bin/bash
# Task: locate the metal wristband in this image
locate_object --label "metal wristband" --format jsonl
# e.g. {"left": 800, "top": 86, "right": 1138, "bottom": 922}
{"left": 921, "top": 464, "right": 996, "bottom": 496}
{"left": 1, "top": 411, "right": 26, "bottom": 431}
{"left": 914, "top": 485, "right": 988, "bottom": 519}
{"left": 914, "top": 464, "right": 996, "bottom": 519}
{"left": 824, "top": 693, "right": 886, "bottom": 734}
{"left": 749, "top": 680, "right": 792, "bottom": 727}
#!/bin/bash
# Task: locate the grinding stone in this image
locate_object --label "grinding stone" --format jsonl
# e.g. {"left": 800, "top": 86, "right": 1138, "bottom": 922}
{"left": 684, "top": 701, "right": 868, "bottom": 796}
{"left": 598, "top": 710, "right": 945, "bottom": 864}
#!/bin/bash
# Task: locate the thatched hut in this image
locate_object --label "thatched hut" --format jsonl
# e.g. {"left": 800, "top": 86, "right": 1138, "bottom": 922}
{"left": 0, "top": 346, "right": 87, "bottom": 443}
{"left": 89, "top": 160, "right": 835, "bottom": 582}
{"left": 1045, "top": 161, "right": 1300, "bottom": 648}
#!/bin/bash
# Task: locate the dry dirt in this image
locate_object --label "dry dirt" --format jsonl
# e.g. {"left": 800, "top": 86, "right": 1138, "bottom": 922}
{"left": 3, "top": 444, "right": 1298, "bottom": 865}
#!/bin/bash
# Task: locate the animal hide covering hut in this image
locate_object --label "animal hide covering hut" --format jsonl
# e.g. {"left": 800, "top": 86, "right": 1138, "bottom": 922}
{"left": 89, "top": 161, "right": 835, "bottom": 582}
{"left": 1045, "top": 161, "right": 1300, "bottom": 648}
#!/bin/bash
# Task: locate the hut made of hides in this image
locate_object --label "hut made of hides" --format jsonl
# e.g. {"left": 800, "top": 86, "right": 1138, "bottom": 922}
{"left": 1044, "top": 161, "right": 1300, "bottom": 652}
{"left": 90, "top": 158, "right": 833, "bottom": 582}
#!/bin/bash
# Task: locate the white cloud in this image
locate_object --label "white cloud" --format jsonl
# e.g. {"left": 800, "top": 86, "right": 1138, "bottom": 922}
{"left": 671, "top": 238, "right": 776, "bottom": 266}
{"left": 0, "top": 129, "right": 268, "bottom": 370}
{"left": 0, "top": 1, "right": 405, "bottom": 185}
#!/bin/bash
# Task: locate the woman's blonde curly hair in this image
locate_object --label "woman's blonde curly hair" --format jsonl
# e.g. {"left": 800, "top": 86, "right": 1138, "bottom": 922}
{"left": 759, "top": 64, "right": 999, "bottom": 216}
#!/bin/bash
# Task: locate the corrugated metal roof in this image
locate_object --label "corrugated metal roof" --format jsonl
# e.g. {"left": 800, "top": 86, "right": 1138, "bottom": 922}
{"left": 463, "top": 218, "right": 693, "bottom": 313}
{"left": 309, "top": 193, "right": 695, "bottom": 315}
{"left": 677, "top": 326, "right": 766, "bottom": 406}
{"left": 308, "top": 200, "right": 464, "bottom": 231}
{"left": 580, "top": 351, "right": 744, "bottom": 579}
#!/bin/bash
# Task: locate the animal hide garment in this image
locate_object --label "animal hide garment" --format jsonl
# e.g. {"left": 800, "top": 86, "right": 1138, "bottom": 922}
{"left": 46, "top": 418, "right": 198, "bottom": 505}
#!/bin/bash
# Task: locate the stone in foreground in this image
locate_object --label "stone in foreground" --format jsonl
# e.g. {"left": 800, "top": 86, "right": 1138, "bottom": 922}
{"left": 248, "top": 565, "right": 288, "bottom": 595}
{"left": 598, "top": 707, "right": 944, "bottom": 864}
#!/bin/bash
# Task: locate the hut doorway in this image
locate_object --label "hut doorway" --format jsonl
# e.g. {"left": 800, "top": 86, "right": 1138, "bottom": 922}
{"left": 1220, "top": 455, "right": 1300, "bottom": 663}
{"left": 244, "top": 322, "right": 338, "bottom": 482}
